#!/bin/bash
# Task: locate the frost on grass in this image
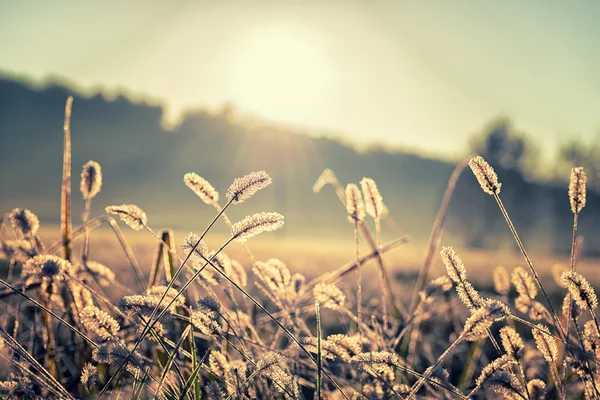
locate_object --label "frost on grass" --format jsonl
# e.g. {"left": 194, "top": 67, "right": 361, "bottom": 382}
{"left": 8, "top": 208, "right": 39, "bottom": 237}
{"left": 105, "top": 204, "right": 148, "bottom": 230}
{"left": 184, "top": 172, "right": 219, "bottom": 205}
{"left": 231, "top": 212, "right": 284, "bottom": 242}
{"left": 80, "top": 160, "right": 102, "bottom": 200}
{"left": 226, "top": 171, "right": 272, "bottom": 204}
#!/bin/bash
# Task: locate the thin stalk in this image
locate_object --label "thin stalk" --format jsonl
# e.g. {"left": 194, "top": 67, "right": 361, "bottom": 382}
{"left": 315, "top": 301, "right": 322, "bottom": 400}
{"left": 61, "top": 96, "right": 73, "bottom": 262}
{"left": 409, "top": 154, "right": 473, "bottom": 313}
{"left": 406, "top": 333, "right": 465, "bottom": 399}
{"left": 374, "top": 216, "right": 389, "bottom": 329}
{"left": 354, "top": 221, "right": 363, "bottom": 347}
{"left": 493, "top": 194, "right": 565, "bottom": 338}
{"left": 0, "top": 279, "right": 99, "bottom": 348}
{"left": 563, "top": 212, "right": 579, "bottom": 394}
{"left": 81, "top": 198, "right": 92, "bottom": 264}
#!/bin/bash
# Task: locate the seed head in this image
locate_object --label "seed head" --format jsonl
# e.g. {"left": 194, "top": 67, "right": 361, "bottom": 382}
{"left": 80, "top": 363, "right": 97, "bottom": 387}
{"left": 456, "top": 282, "right": 483, "bottom": 311}
{"left": 80, "top": 161, "right": 102, "bottom": 200}
{"left": 226, "top": 171, "right": 272, "bottom": 204}
{"left": 350, "top": 352, "right": 402, "bottom": 376}
{"left": 84, "top": 261, "right": 115, "bottom": 287}
{"left": 9, "top": 208, "right": 39, "bottom": 237}
{"left": 184, "top": 173, "right": 219, "bottom": 205}
{"left": 499, "top": 326, "right": 524, "bottom": 360}
{"left": 476, "top": 355, "right": 519, "bottom": 392}
{"left": 440, "top": 247, "right": 467, "bottom": 283}
{"left": 462, "top": 303, "right": 505, "bottom": 341}
{"left": 79, "top": 305, "right": 120, "bottom": 341}
{"left": 105, "top": 204, "right": 147, "bottom": 230}
{"left": 493, "top": 266, "right": 510, "bottom": 296}
{"left": 561, "top": 271, "right": 598, "bottom": 310}
{"left": 181, "top": 233, "right": 209, "bottom": 260}
{"left": 345, "top": 184, "right": 365, "bottom": 223}
{"left": 231, "top": 212, "right": 284, "bottom": 242}
{"left": 360, "top": 177, "right": 384, "bottom": 219}
{"left": 532, "top": 324, "right": 558, "bottom": 363}
{"left": 22, "top": 255, "right": 72, "bottom": 281}
{"left": 313, "top": 283, "right": 346, "bottom": 310}
{"left": 469, "top": 156, "right": 501, "bottom": 195}
{"left": 306, "top": 334, "right": 361, "bottom": 361}
{"left": 527, "top": 379, "right": 547, "bottom": 400}
{"left": 511, "top": 267, "right": 537, "bottom": 300}
{"left": 253, "top": 258, "right": 292, "bottom": 293}
{"left": 93, "top": 340, "right": 142, "bottom": 369}
{"left": 569, "top": 167, "right": 587, "bottom": 214}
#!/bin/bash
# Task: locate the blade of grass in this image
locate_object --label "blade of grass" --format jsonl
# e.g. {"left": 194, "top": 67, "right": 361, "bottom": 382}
{"left": 315, "top": 301, "right": 322, "bottom": 400}
{"left": 153, "top": 324, "right": 191, "bottom": 399}
{"left": 179, "top": 350, "right": 209, "bottom": 400}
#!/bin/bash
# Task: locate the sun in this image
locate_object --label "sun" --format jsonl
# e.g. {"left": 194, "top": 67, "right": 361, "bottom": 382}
{"left": 226, "top": 25, "right": 334, "bottom": 124}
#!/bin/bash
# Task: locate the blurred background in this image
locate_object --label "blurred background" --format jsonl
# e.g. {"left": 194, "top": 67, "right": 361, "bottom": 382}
{"left": 1, "top": 1, "right": 600, "bottom": 284}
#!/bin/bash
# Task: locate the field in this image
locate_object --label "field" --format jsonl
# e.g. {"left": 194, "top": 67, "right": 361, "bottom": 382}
{"left": 2, "top": 100, "right": 600, "bottom": 400}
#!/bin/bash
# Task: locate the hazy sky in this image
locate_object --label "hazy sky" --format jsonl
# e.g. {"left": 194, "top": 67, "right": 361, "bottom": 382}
{"left": 1, "top": 1, "right": 599, "bottom": 159}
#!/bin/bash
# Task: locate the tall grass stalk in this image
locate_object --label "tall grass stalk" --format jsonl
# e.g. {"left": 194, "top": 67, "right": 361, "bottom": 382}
{"left": 61, "top": 96, "right": 73, "bottom": 262}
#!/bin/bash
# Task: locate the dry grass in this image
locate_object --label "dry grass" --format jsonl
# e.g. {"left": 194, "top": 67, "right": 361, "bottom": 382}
{"left": 2, "top": 100, "right": 600, "bottom": 399}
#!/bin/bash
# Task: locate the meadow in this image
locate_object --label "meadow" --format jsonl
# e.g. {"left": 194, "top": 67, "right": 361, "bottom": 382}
{"left": 1, "top": 98, "right": 600, "bottom": 399}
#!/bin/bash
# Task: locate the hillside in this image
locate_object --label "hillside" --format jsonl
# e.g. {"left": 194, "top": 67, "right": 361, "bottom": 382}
{"left": 0, "top": 75, "right": 597, "bottom": 253}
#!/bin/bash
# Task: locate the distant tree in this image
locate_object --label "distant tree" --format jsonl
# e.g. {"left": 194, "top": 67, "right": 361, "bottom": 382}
{"left": 556, "top": 138, "right": 600, "bottom": 190}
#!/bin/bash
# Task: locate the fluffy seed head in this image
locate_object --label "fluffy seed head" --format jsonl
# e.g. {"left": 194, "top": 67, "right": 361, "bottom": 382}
{"left": 231, "top": 212, "right": 284, "bottom": 242}
{"left": 561, "top": 271, "right": 598, "bottom": 310}
{"left": 350, "top": 352, "right": 402, "bottom": 376}
{"left": 93, "top": 340, "right": 142, "bottom": 368}
{"left": 345, "top": 184, "right": 365, "bottom": 223}
{"left": 532, "top": 324, "right": 558, "bottom": 363}
{"left": 226, "top": 171, "right": 272, "bottom": 204}
{"left": 493, "top": 266, "right": 510, "bottom": 296}
{"left": 79, "top": 305, "right": 120, "bottom": 341}
{"left": 569, "top": 167, "right": 587, "bottom": 213}
{"left": 9, "top": 208, "right": 39, "bottom": 237}
{"left": 181, "top": 233, "right": 209, "bottom": 260}
{"left": 440, "top": 246, "right": 467, "bottom": 283}
{"left": 184, "top": 173, "right": 219, "bottom": 205}
{"left": 80, "top": 363, "right": 97, "bottom": 387}
{"left": 84, "top": 261, "right": 115, "bottom": 287}
{"left": 462, "top": 303, "right": 505, "bottom": 341}
{"left": 456, "top": 281, "right": 483, "bottom": 311}
{"left": 469, "top": 156, "right": 502, "bottom": 195}
{"left": 80, "top": 160, "right": 102, "bottom": 200}
{"left": 360, "top": 177, "right": 384, "bottom": 219}
{"left": 22, "top": 255, "right": 72, "bottom": 281}
{"left": 313, "top": 283, "right": 346, "bottom": 310}
{"left": 105, "top": 204, "right": 147, "bottom": 230}
{"left": 476, "top": 355, "right": 518, "bottom": 390}
{"left": 499, "top": 326, "right": 524, "bottom": 360}
{"left": 527, "top": 379, "right": 547, "bottom": 400}
{"left": 306, "top": 334, "right": 361, "bottom": 361}
{"left": 511, "top": 267, "right": 537, "bottom": 300}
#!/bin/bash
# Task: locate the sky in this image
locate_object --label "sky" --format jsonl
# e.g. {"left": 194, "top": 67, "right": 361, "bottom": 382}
{"left": 1, "top": 0, "right": 599, "bottom": 160}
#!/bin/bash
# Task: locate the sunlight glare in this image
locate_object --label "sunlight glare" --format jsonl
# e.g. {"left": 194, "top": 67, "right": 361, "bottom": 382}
{"left": 227, "top": 25, "right": 334, "bottom": 124}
